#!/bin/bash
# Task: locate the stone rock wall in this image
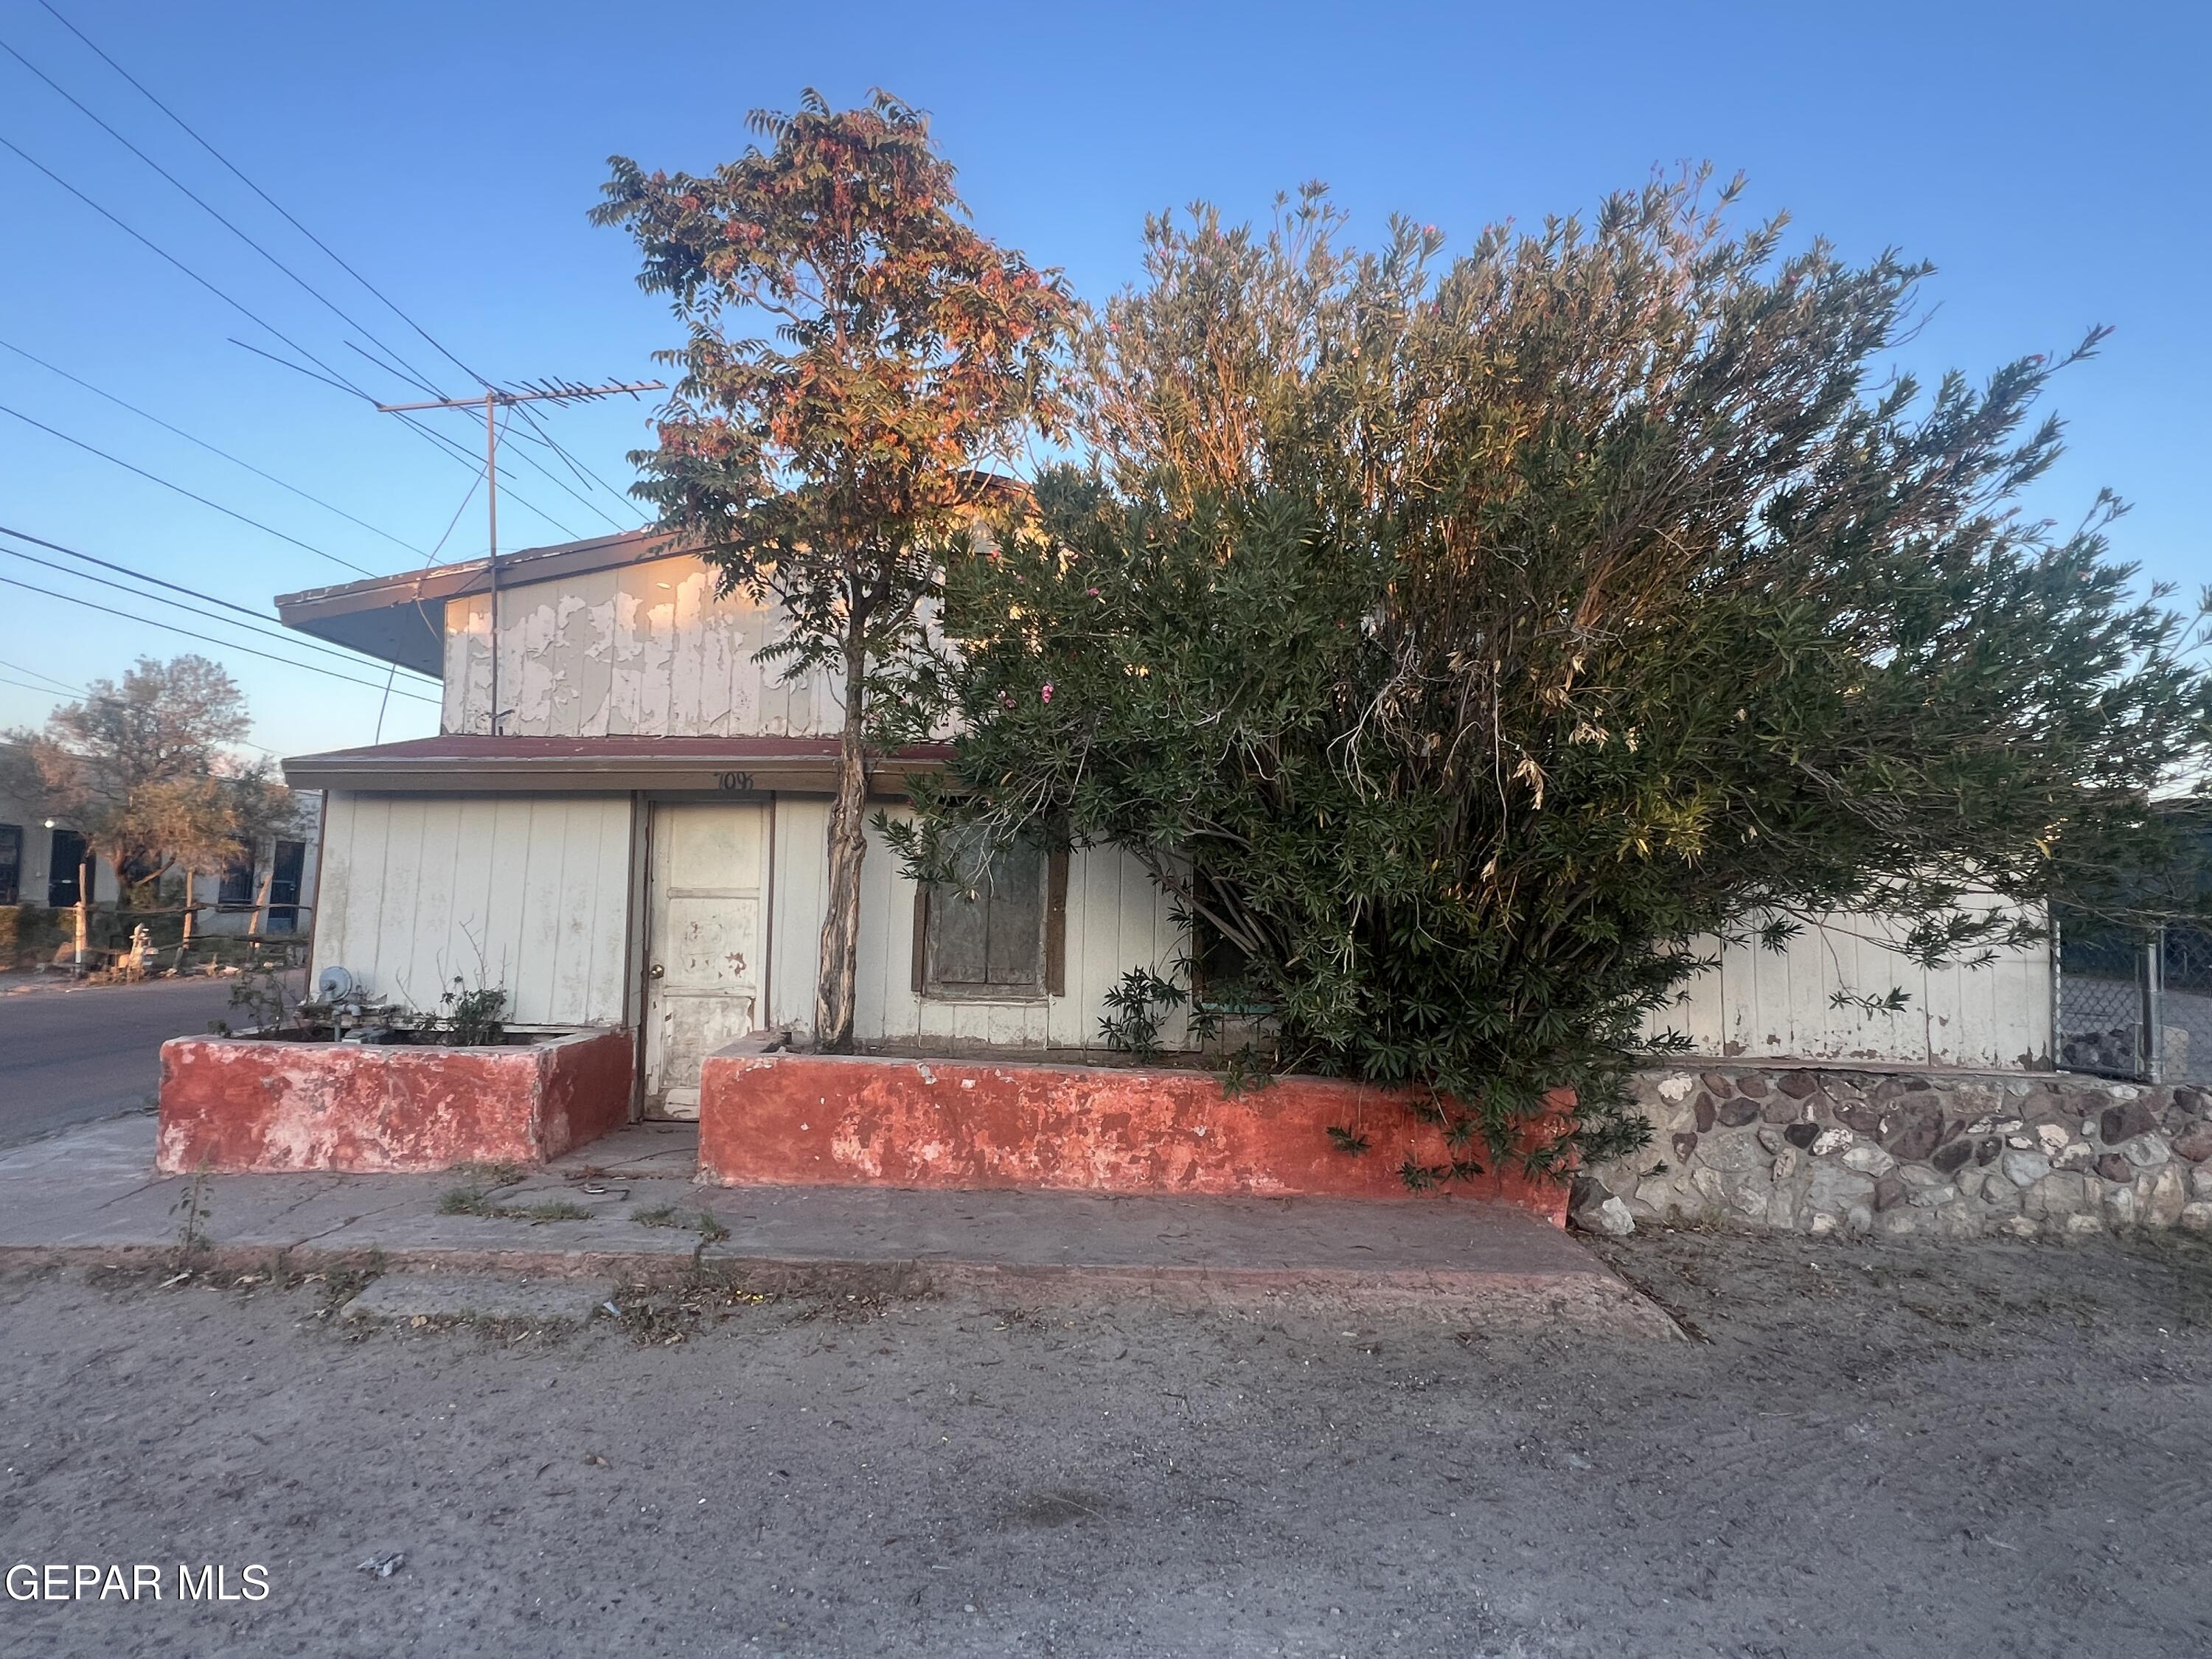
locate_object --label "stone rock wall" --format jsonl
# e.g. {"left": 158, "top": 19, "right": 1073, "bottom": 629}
{"left": 1582, "top": 1065, "right": 2212, "bottom": 1239}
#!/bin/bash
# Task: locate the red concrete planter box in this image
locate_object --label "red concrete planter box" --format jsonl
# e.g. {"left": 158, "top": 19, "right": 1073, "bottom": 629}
{"left": 698, "top": 1051, "right": 1571, "bottom": 1223}
{"left": 156, "top": 1027, "right": 634, "bottom": 1175}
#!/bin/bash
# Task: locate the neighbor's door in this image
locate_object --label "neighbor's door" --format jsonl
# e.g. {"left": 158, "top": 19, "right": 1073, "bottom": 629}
{"left": 642, "top": 802, "right": 768, "bottom": 1119}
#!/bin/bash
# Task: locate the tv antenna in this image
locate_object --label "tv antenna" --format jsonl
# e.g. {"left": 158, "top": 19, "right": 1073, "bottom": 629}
{"left": 376, "top": 378, "right": 663, "bottom": 733}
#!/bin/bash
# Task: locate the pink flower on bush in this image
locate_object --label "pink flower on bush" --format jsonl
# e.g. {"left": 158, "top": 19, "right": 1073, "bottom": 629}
{"left": 1040, "top": 684, "right": 1054, "bottom": 703}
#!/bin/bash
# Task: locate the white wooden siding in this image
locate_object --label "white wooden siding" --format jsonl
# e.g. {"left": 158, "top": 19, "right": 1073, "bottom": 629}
{"left": 765, "top": 796, "right": 830, "bottom": 1034}
{"left": 442, "top": 554, "right": 841, "bottom": 737}
{"left": 313, "top": 791, "right": 632, "bottom": 1026}
{"left": 1643, "top": 906, "right": 2052, "bottom": 1069}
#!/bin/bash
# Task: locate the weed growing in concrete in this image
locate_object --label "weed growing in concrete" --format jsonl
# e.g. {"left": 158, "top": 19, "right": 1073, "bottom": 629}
{"left": 509, "top": 1200, "right": 592, "bottom": 1224}
{"left": 170, "top": 1163, "right": 214, "bottom": 1255}
{"left": 437, "top": 1162, "right": 528, "bottom": 1215}
{"left": 437, "top": 1187, "right": 594, "bottom": 1225}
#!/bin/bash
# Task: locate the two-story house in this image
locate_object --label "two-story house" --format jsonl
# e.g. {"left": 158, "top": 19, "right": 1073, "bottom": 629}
{"left": 277, "top": 528, "right": 2055, "bottom": 1124}
{"left": 276, "top": 529, "right": 1184, "bottom": 1118}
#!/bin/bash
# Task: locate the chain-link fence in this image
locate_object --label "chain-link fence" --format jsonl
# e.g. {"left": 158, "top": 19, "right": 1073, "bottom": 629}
{"left": 2055, "top": 919, "right": 2212, "bottom": 1086}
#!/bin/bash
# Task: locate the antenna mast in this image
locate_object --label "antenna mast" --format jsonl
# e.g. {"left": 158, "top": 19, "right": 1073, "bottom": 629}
{"left": 376, "top": 378, "right": 662, "bottom": 734}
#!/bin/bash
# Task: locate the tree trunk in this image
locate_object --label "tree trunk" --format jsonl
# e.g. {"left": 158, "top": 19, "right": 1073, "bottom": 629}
{"left": 814, "top": 635, "right": 869, "bottom": 1051}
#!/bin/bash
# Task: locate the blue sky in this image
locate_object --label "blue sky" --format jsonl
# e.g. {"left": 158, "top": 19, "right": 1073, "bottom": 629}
{"left": 0, "top": 0, "right": 2204, "bottom": 759}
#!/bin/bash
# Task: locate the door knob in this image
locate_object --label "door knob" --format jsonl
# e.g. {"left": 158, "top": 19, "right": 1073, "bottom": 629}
{"left": 648, "top": 963, "right": 665, "bottom": 978}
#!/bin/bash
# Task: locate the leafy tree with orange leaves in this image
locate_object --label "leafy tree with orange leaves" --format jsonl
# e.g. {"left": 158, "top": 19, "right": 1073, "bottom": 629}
{"left": 594, "top": 90, "right": 1074, "bottom": 1049}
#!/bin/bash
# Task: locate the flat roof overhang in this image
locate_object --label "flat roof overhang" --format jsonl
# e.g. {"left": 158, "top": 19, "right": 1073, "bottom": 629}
{"left": 274, "top": 529, "right": 683, "bottom": 676}
{"left": 282, "top": 734, "right": 952, "bottom": 795}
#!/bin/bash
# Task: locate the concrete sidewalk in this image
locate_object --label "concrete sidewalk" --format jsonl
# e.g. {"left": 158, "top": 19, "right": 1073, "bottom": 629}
{"left": 0, "top": 1114, "right": 1678, "bottom": 1336}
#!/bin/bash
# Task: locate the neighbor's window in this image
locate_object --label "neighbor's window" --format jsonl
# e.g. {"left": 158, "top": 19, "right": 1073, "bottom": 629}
{"left": 0, "top": 824, "right": 19, "bottom": 906}
{"left": 917, "top": 831, "right": 1048, "bottom": 999}
{"left": 216, "top": 841, "right": 256, "bottom": 907}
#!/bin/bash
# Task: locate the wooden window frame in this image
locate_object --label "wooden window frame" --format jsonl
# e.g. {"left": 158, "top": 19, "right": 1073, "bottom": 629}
{"left": 912, "top": 844, "right": 1068, "bottom": 1001}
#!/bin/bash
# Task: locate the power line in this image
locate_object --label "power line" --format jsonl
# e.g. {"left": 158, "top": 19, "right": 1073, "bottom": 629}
{"left": 342, "top": 337, "right": 442, "bottom": 402}
{"left": 24, "top": 5, "right": 647, "bottom": 536}
{"left": 0, "top": 131, "right": 583, "bottom": 543}
{"left": 0, "top": 670, "right": 81, "bottom": 700}
{"left": 0, "top": 571, "right": 439, "bottom": 701}
{"left": 0, "top": 334, "right": 431, "bottom": 557}
{"left": 227, "top": 338, "right": 585, "bottom": 540}
{"left": 506, "top": 398, "right": 646, "bottom": 519}
{"left": 35, "top": 0, "right": 492, "bottom": 393}
{"left": 0, "top": 541, "right": 402, "bottom": 674}
{"left": 0, "top": 30, "right": 458, "bottom": 402}
{"left": 0, "top": 398, "right": 376, "bottom": 577}
{"left": 0, "top": 525, "right": 442, "bottom": 681}
{"left": 375, "top": 457, "right": 487, "bottom": 743}
{"left": 0, "top": 539, "right": 425, "bottom": 678}
{"left": 0, "top": 653, "right": 83, "bottom": 697}
{"left": 479, "top": 406, "right": 631, "bottom": 531}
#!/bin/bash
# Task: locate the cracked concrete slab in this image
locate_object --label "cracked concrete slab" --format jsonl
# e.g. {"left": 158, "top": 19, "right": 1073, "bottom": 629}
{"left": 0, "top": 1116, "right": 1679, "bottom": 1337}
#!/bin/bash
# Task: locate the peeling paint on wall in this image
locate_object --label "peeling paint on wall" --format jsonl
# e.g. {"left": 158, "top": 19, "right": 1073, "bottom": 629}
{"left": 443, "top": 554, "right": 841, "bottom": 738}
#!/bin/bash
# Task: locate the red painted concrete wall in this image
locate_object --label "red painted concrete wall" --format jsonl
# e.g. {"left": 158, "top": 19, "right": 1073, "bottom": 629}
{"left": 156, "top": 1028, "right": 633, "bottom": 1175}
{"left": 698, "top": 1053, "right": 1571, "bottom": 1222}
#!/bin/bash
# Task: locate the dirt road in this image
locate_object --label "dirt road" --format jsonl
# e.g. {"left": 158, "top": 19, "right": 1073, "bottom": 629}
{"left": 1, "top": 1228, "right": 2207, "bottom": 1657}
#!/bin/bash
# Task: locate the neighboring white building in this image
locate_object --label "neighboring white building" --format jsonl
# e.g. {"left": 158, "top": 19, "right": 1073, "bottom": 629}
{"left": 0, "top": 775, "right": 119, "bottom": 917}
{"left": 175, "top": 790, "right": 324, "bottom": 942}
{"left": 278, "top": 529, "right": 2051, "bottom": 1120}
{"left": 1, "top": 742, "right": 321, "bottom": 945}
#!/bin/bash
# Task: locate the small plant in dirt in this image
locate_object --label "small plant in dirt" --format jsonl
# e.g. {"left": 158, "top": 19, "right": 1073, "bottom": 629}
{"left": 417, "top": 979, "right": 508, "bottom": 1046}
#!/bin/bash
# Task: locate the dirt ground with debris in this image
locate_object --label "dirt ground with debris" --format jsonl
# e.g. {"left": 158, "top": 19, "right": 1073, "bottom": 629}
{"left": 1, "top": 1230, "right": 2208, "bottom": 1658}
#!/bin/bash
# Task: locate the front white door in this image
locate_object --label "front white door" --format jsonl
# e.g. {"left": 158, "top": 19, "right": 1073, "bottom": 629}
{"left": 642, "top": 803, "right": 767, "bottom": 1119}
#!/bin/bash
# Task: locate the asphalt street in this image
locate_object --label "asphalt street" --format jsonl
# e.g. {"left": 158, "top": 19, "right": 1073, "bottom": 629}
{"left": 0, "top": 974, "right": 247, "bottom": 1147}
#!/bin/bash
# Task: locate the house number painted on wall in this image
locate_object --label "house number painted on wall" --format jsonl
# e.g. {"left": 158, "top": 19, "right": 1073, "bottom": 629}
{"left": 715, "top": 771, "right": 756, "bottom": 793}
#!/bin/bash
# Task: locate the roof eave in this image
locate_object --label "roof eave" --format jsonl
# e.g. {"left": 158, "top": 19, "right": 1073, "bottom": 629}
{"left": 282, "top": 744, "right": 947, "bottom": 796}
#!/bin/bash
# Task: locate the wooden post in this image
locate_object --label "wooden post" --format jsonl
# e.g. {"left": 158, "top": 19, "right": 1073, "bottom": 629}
{"left": 250, "top": 860, "right": 274, "bottom": 945}
{"left": 72, "top": 851, "right": 90, "bottom": 969}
